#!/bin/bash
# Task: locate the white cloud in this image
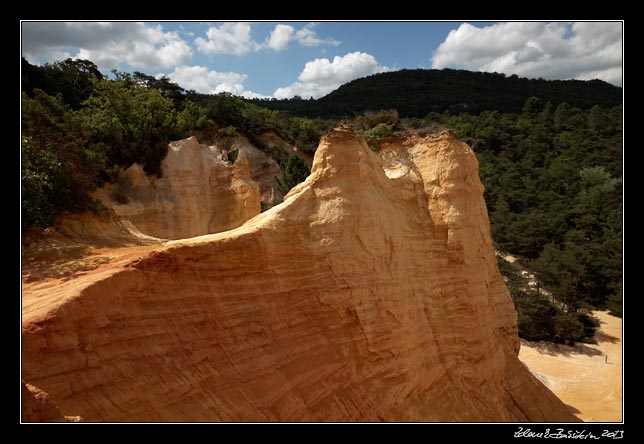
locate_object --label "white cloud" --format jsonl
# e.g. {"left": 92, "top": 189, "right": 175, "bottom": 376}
{"left": 294, "top": 23, "right": 341, "bottom": 47}
{"left": 265, "top": 24, "right": 295, "bottom": 52}
{"left": 431, "top": 21, "right": 622, "bottom": 86}
{"left": 274, "top": 52, "right": 389, "bottom": 99}
{"left": 194, "top": 22, "right": 258, "bottom": 55}
{"left": 263, "top": 23, "right": 341, "bottom": 52}
{"left": 196, "top": 22, "right": 342, "bottom": 55}
{"left": 239, "top": 90, "right": 271, "bottom": 99}
{"left": 166, "top": 65, "right": 268, "bottom": 99}
{"left": 21, "top": 22, "right": 193, "bottom": 71}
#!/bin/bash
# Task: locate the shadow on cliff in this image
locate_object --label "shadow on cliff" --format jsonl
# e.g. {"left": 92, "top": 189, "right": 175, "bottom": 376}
{"left": 22, "top": 253, "right": 113, "bottom": 283}
{"left": 21, "top": 242, "right": 112, "bottom": 283}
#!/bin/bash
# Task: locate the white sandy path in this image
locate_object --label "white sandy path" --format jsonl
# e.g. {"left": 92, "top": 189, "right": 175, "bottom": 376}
{"left": 519, "top": 311, "right": 622, "bottom": 422}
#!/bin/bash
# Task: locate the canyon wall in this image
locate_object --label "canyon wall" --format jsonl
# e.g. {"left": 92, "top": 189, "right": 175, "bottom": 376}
{"left": 232, "top": 136, "right": 283, "bottom": 206}
{"left": 22, "top": 130, "right": 577, "bottom": 422}
{"left": 94, "top": 137, "right": 260, "bottom": 240}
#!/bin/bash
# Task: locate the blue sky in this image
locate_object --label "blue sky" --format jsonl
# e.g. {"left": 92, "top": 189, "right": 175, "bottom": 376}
{"left": 21, "top": 21, "right": 623, "bottom": 99}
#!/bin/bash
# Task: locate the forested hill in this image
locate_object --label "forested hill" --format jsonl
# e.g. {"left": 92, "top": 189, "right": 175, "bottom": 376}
{"left": 248, "top": 69, "right": 622, "bottom": 118}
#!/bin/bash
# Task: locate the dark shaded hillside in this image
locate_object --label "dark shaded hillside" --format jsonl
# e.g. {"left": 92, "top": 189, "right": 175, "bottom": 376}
{"left": 249, "top": 69, "right": 622, "bottom": 118}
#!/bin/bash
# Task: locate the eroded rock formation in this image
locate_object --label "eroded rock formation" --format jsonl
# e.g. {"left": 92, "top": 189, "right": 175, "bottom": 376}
{"left": 233, "top": 136, "right": 283, "bottom": 206}
{"left": 22, "top": 380, "right": 67, "bottom": 422}
{"left": 94, "top": 136, "right": 260, "bottom": 240}
{"left": 21, "top": 130, "right": 577, "bottom": 422}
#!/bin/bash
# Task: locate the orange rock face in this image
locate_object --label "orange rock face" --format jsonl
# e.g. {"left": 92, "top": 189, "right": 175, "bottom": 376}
{"left": 94, "top": 136, "right": 260, "bottom": 240}
{"left": 22, "top": 380, "right": 66, "bottom": 422}
{"left": 232, "top": 136, "right": 284, "bottom": 206}
{"left": 21, "top": 130, "right": 577, "bottom": 422}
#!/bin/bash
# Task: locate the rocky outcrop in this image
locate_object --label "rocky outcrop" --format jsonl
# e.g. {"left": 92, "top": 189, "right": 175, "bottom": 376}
{"left": 53, "top": 208, "right": 161, "bottom": 247}
{"left": 233, "top": 136, "right": 283, "bottom": 206}
{"left": 21, "top": 130, "right": 577, "bottom": 422}
{"left": 94, "top": 137, "right": 260, "bottom": 240}
{"left": 22, "top": 380, "right": 66, "bottom": 422}
{"left": 231, "top": 131, "right": 315, "bottom": 208}
{"left": 21, "top": 208, "right": 161, "bottom": 277}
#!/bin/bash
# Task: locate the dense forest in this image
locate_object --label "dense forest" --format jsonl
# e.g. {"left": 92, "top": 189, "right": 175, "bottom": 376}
{"left": 21, "top": 58, "right": 622, "bottom": 344}
{"left": 248, "top": 69, "right": 622, "bottom": 118}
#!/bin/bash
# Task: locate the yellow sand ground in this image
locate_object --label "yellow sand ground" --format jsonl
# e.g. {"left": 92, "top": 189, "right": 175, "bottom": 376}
{"left": 519, "top": 311, "right": 622, "bottom": 422}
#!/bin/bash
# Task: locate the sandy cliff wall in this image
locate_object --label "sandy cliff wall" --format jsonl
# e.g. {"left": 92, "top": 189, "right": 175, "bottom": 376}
{"left": 94, "top": 137, "right": 260, "bottom": 240}
{"left": 22, "top": 380, "right": 67, "bottom": 422}
{"left": 232, "top": 136, "right": 283, "bottom": 206}
{"left": 22, "top": 130, "right": 577, "bottom": 422}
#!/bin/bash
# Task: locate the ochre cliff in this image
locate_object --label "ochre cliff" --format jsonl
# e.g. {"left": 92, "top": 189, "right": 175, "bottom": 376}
{"left": 232, "top": 136, "right": 284, "bottom": 206}
{"left": 22, "top": 380, "right": 67, "bottom": 422}
{"left": 21, "top": 130, "right": 578, "bottom": 422}
{"left": 231, "top": 131, "right": 314, "bottom": 208}
{"left": 94, "top": 136, "right": 260, "bottom": 240}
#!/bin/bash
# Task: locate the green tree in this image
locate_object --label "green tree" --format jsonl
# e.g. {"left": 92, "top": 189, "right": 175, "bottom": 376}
{"left": 516, "top": 292, "right": 558, "bottom": 341}
{"left": 276, "top": 154, "right": 310, "bottom": 196}
{"left": 22, "top": 58, "right": 105, "bottom": 109}
{"left": 21, "top": 91, "right": 105, "bottom": 230}
{"left": 553, "top": 312, "right": 586, "bottom": 344}
{"left": 80, "top": 76, "right": 179, "bottom": 176}
{"left": 553, "top": 101, "right": 572, "bottom": 131}
{"left": 522, "top": 96, "right": 543, "bottom": 117}
{"left": 177, "top": 101, "right": 210, "bottom": 134}
{"left": 21, "top": 136, "right": 66, "bottom": 229}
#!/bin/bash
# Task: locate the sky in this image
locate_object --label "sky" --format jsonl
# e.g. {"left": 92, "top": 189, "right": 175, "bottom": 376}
{"left": 21, "top": 21, "right": 623, "bottom": 99}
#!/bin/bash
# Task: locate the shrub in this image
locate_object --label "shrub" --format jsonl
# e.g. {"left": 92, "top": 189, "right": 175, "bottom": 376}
{"left": 218, "top": 125, "right": 240, "bottom": 139}
{"left": 354, "top": 109, "right": 399, "bottom": 131}
{"left": 357, "top": 123, "right": 395, "bottom": 151}
{"left": 365, "top": 123, "right": 394, "bottom": 139}
{"left": 227, "top": 149, "right": 239, "bottom": 164}
{"left": 110, "top": 188, "right": 130, "bottom": 205}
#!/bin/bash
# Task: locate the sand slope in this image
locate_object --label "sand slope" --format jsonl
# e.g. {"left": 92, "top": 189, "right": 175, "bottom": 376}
{"left": 519, "top": 311, "right": 622, "bottom": 422}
